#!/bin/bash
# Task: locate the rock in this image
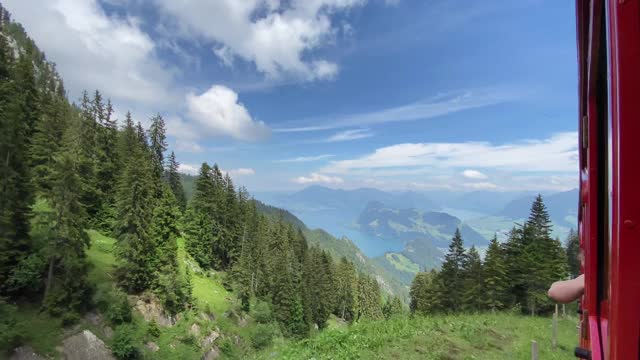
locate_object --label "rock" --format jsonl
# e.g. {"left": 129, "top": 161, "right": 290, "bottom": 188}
{"left": 202, "top": 346, "right": 220, "bottom": 360}
{"left": 103, "top": 326, "right": 113, "bottom": 339}
{"left": 10, "top": 346, "right": 45, "bottom": 360}
{"left": 62, "top": 330, "right": 115, "bottom": 360}
{"left": 189, "top": 323, "right": 201, "bottom": 337}
{"left": 237, "top": 316, "right": 248, "bottom": 328}
{"left": 200, "top": 328, "right": 220, "bottom": 349}
{"left": 134, "top": 295, "right": 175, "bottom": 327}
{"left": 199, "top": 312, "right": 215, "bottom": 322}
{"left": 84, "top": 311, "right": 103, "bottom": 327}
{"left": 145, "top": 342, "right": 160, "bottom": 352}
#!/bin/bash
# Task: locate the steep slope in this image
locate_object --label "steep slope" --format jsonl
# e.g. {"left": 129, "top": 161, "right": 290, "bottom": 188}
{"left": 253, "top": 200, "right": 409, "bottom": 299}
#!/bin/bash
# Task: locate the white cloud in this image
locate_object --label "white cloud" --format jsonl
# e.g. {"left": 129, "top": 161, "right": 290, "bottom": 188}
{"left": 275, "top": 88, "right": 519, "bottom": 132}
{"left": 175, "top": 139, "right": 204, "bottom": 153}
{"left": 178, "top": 163, "right": 200, "bottom": 175}
{"left": 153, "top": 0, "right": 365, "bottom": 81}
{"left": 293, "top": 172, "right": 344, "bottom": 185}
{"left": 327, "top": 129, "right": 374, "bottom": 142}
{"left": 462, "top": 169, "right": 488, "bottom": 180}
{"left": 3, "top": 0, "right": 175, "bottom": 105}
{"left": 226, "top": 168, "right": 256, "bottom": 176}
{"left": 463, "top": 182, "right": 497, "bottom": 190}
{"left": 276, "top": 154, "right": 335, "bottom": 163}
{"left": 173, "top": 85, "right": 270, "bottom": 142}
{"left": 322, "top": 132, "right": 578, "bottom": 174}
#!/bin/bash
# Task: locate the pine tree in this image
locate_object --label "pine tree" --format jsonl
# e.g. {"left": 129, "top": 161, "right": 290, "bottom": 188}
{"left": 76, "top": 91, "right": 101, "bottom": 222}
{"left": 482, "top": 236, "right": 508, "bottom": 311}
{"left": 42, "top": 124, "right": 93, "bottom": 315}
{"left": 165, "top": 152, "right": 186, "bottom": 211}
{"left": 113, "top": 118, "right": 156, "bottom": 292}
{"left": 565, "top": 229, "right": 580, "bottom": 278}
{"left": 382, "top": 296, "right": 404, "bottom": 319}
{"left": 30, "top": 94, "right": 68, "bottom": 195}
{"left": 461, "top": 246, "right": 484, "bottom": 311}
{"left": 148, "top": 114, "right": 167, "bottom": 199}
{"left": 94, "top": 94, "right": 119, "bottom": 231}
{"left": 0, "top": 40, "right": 35, "bottom": 292}
{"left": 334, "top": 257, "right": 358, "bottom": 322}
{"left": 184, "top": 163, "right": 216, "bottom": 268}
{"left": 149, "top": 185, "right": 180, "bottom": 270}
{"left": 438, "top": 229, "right": 466, "bottom": 312}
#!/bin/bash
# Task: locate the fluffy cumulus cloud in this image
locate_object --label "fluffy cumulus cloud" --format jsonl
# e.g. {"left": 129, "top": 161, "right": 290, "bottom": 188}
{"left": 178, "top": 163, "right": 200, "bottom": 175}
{"left": 462, "top": 169, "right": 488, "bottom": 180}
{"left": 4, "top": 0, "right": 174, "bottom": 105}
{"left": 153, "top": 0, "right": 365, "bottom": 80}
{"left": 169, "top": 85, "right": 271, "bottom": 142}
{"left": 293, "top": 172, "right": 344, "bottom": 184}
{"left": 322, "top": 132, "right": 578, "bottom": 174}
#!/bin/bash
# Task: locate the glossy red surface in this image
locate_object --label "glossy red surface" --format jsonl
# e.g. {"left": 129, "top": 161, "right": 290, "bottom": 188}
{"left": 577, "top": 0, "right": 640, "bottom": 358}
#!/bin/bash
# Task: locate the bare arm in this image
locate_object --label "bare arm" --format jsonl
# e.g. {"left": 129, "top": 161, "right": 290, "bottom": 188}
{"left": 548, "top": 274, "right": 585, "bottom": 304}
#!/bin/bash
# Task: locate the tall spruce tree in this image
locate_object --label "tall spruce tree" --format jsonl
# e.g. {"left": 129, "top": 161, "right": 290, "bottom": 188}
{"left": 148, "top": 114, "right": 167, "bottom": 199}
{"left": 184, "top": 163, "right": 216, "bottom": 268}
{"left": 438, "top": 229, "right": 466, "bottom": 312}
{"left": 566, "top": 229, "right": 581, "bottom": 278}
{"left": 482, "top": 236, "right": 508, "bottom": 311}
{"left": 113, "top": 116, "right": 156, "bottom": 292}
{"left": 0, "top": 40, "right": 36, "bottom": 292}
{"left": 334, "top": 257, "right": 358, "bottom": 322}
{"left": 42, "top": 123, "right": 93, "bottom": 315}
{"left": 165, "top": 152, "right": 187, "bottom": 211}
{"left": 461, "top": 246, "right": 484, "bottom": 311}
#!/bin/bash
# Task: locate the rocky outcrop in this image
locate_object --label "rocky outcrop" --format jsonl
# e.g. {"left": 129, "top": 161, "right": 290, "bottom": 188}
{"left": 130, "top": 295, "right": 175, "bottom": 327}
{"left": 189, "top": 323, "right": 201, "bottom": 337}
{"left": 202, "top": 346, "right": 220, "bottom": 360}
{"left": 145, "top": 342, "right": 160, "bottom": 352}
{"left": 9, "top": 346, "right": 45, "bottom": 360}
{"left": 62, "top": 330, "right": 114, "bottom": 360}
{"left": 201, "top": 328, "right": 220, "bottom": 349}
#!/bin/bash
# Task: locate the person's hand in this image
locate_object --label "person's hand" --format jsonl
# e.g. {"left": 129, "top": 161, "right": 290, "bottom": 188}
{"left": 548, "top": 274, "right": 585, "bottom": 303}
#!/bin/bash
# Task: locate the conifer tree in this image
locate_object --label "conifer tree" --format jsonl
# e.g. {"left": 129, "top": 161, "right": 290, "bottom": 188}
{"left": 165, "top": 152, "right": 187, "bottom": 211}
{"left": 0, "top": 40, "right": 35, "bottom": 292}
{"left": 76, "top": 91, "right": 101, "bottom": 221}
{"left": 149, "top": 185, "right": 180, "bottom": 270}
{"left": 148, "top": 114, "right": 167, "bottom": 199}
{"left": 461, "top": 246, "right": 484, "bottom": 311}
{"left": 42, "top": 123, "right": 93, "bottom": 315}
{"left": 565, "top": 229, "right": 580, "bottom": 278}
{"left": 383, "top": 296, "right": 404, "bottom": 319}
{"left": 113, "top": 117, "right": 155, "bottom": 292}
{"left": 482, "top": 236, "right": 508, "bottom": 311}
{"left": 438, "top": 229, "right": 466, "bottom": 312}
{"left": 94, "top": 94, "right": 119, "bottom": 231}
{"left": 184, "top": 163, "right": 216, "bottom": 268}
{"left": 334, "top": 257, "right": 358, "bottom": 321}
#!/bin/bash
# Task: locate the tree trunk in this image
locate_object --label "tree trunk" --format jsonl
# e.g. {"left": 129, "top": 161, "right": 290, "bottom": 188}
{"left": 43, "top": 256, "right": 55, "bottom": 304}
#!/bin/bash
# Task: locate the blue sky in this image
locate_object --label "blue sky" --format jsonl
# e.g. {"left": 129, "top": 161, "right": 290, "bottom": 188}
{"left": 5, "top": 0, "right": 579, "bottom": 193}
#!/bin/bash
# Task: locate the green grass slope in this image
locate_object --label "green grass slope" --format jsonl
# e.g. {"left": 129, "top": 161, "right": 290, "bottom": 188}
{"left": 254, "top": 313, "right": 578, "bottom": 360}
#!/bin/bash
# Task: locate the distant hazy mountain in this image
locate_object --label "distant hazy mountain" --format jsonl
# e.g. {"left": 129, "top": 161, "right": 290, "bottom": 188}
{"left": 497, "top": 189, "right": 578, "bottom": 228}
{"left": 278, "top": 185, "right": 440, "bottom": 213}
{"left": 356, "top": 201, "right": 488, "bottom": 248}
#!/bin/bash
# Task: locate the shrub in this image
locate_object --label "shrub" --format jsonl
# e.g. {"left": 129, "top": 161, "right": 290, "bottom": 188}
{"left": 147, "top": 320, "right": 160, "bottom": 338}
{"left": 251, "top": 324, "right": 276, "bottom": 350}
{"left": 111, "top": 324, "right": 139, "bottom": 359}
{"left": 106, "top": 289, "right": 131, "bottom": 325}
{"left": 61, "top": 312, "right": 81, "bottom": 326}
{"left": 0, "top": 299, "right": 24, "bottom": 352}
{"left": 252, "top": 301, "right": 272, "bottom": 324}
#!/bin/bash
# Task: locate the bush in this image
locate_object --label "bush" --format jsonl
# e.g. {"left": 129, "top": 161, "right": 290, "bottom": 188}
{"left": 251, "top": 324, "right": 276, "bottom": 350}
{"left": 218, "top": 338, "right": 240, "bottom": 359}
{"left": 0, "top": 299, "right": 24, "bottom": 352}
{"left": 111, "top": 324, "right": 139, "bottom": 360}
{"left": 252, "top": 301, "right": 272, "bottom": 324}
{"left": 61, "top": 312, "right": 81, "bottom": 326}
{"left": 147, "top": 320, "right": 161, "bottom": 338}
{"left": 106, "top": 289, "right": 131, "bottom": 325}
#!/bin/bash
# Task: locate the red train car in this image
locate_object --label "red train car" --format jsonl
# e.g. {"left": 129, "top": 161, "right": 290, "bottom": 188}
{"left": 576, "top": 0, "right": 640, "bottom": 358}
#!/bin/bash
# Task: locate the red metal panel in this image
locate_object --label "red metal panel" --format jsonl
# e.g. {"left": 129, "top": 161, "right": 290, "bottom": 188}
{"left": 606, "top": 0, "right": 640, "bottom": 358}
